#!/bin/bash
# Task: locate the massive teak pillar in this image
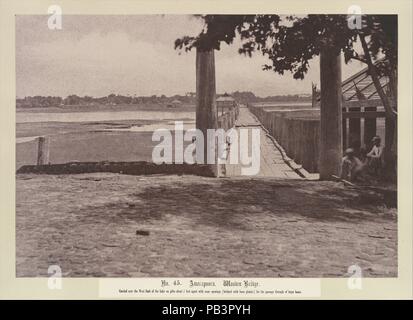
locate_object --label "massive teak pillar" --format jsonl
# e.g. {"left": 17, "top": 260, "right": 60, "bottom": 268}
{"left": 196, "top": 48, "right": 218, "bottom": 174}
{"left": 319, "top": 47, "right": 343, "bottom": 180}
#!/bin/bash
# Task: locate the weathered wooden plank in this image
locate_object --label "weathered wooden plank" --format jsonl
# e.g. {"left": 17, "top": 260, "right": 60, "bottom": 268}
{"left": 343, "top": 98, "right": 393, "bottom": 108}
{"left": 342, "top": 108, "right": 348, "bottom": 150}
{"left": 364, "top": 106, "right": 377, "bottom": 146}
{"left": 348, "top": 106, "right": 361, "bottom": 149}
{"left": 37, "top": 136, "right": 50, "bottom": 165}
{"left": 343, "top": 111, "right": 386, "bottom": 119}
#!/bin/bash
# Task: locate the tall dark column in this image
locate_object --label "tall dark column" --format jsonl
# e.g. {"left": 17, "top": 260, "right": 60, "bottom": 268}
{"left": 319, "top": 47, "right": 343, "bottom": 180}
{"left": 196, "top": 48, "right": 218, "bottom": 174}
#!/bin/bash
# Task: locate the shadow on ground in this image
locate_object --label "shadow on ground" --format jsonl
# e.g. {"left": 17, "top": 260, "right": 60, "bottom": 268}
{"left": 81, "top": 177, "right": 395, "bottom": 229}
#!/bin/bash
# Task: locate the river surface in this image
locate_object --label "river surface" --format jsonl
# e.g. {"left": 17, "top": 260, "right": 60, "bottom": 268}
{"left": 16, "top": 110, "right": 195, "bottom": 124}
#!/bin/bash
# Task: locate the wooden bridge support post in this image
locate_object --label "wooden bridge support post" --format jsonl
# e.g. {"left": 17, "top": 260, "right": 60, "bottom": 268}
{"left": 342, "top": 107, "right": 347, "bottom": 151}
{"left": 37, "top": 136, "right": 50, "bottom": 165}
{"left": 364, "top": 106, "right": 377, "bottom": 148}
{"left": 319, "top": 47, "right": 343, "bottom": 180}
{"left": 384, "top": 115, "right": 396, "bottom": 167}
{"left": 348, "top": 107, "right": 361, "bottom": 150}
{"left": 196, "top": 48, "right": 218, "bottom": 175}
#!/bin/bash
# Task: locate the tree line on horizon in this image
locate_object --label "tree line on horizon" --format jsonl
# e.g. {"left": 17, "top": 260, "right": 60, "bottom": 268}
{"left": 16, "top": 91, "right": 311, "bottom": 108}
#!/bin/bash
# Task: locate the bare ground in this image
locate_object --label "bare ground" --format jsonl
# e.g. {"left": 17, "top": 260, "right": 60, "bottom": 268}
{"left": 16, "top": 173, "right": 397, "bottom": 277}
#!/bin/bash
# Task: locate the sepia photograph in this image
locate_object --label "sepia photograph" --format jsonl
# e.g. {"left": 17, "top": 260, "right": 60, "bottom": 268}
{"left": 14, "top": 12, "right": 399, "bottom": 280}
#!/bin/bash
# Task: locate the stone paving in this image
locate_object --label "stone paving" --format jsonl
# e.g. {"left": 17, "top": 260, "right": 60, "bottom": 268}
{"left": 16, "top": 173, "right": 397, "bottom": 277}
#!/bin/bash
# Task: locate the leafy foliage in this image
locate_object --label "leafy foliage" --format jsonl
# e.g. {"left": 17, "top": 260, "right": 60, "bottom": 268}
{"left": 175, "top": 15, "right": 397, "bottom": 80}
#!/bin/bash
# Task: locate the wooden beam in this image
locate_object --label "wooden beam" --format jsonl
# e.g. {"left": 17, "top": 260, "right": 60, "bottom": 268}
{"left": 36, "top": 136, "right": 50, "bottom": 165}
{"left": 346, "top": 78, "right": 377, "bottom": 101}
{"left": 364, "top": 106, "right": 377, "bottom": 147}
{"left": 343, "top": 111, "right": 386, "bottom": 119}
{"left": 385, "top": 115, "right": 396, "bottom": 165}
{"left": 342, "top": 73, "right": 370, "bottom": 94}
{"left": 319, "top": 47, "right": 342, "bottom": 180}
{"left": 343, "top": 98, "right": 389, "bottom": 108}
{"left": 348, "top": 106, "right": 361, "bottom": 149}
{"left": 367, "top": 82, "right": 388, "bottom": 100}
{"left": 342, "top": 106, "right": 347, "bottom": 150}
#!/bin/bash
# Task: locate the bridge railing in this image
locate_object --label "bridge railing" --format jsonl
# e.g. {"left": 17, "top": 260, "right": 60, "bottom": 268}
{"left": 249, "top": 104, "right": 320, "bottom": 173}
{"left": 249, "top": 98, "right": 389, "bottom": 174}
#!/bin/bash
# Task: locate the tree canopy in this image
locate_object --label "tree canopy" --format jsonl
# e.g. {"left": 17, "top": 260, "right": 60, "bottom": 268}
{"left": 175, "top": 14, "right": 397, "bottom": 80}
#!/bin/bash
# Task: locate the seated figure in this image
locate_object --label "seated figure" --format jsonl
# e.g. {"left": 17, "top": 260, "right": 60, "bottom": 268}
{"left": 366, "top": 136, "right": 383, "bottom": 175}
{"left": 341, "top": 148, "right": 364, "bottom": 182}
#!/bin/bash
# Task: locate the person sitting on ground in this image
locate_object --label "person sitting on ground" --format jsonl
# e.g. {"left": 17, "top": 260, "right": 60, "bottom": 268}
{"left": 366, "top": 136, "right": 383, "bottom": 175}
{"left": 341, "top": 148, "right": 364, "bottom": 182}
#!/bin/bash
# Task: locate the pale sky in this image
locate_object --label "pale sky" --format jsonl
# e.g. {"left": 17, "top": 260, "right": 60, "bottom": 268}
{"left": 16, "top": 15, "right": 366, "bottom": 98}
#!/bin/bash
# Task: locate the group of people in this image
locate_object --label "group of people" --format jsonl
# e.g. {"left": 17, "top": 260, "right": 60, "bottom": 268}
{"left": 341, "top": 136, "right": 384, "bottom": 182}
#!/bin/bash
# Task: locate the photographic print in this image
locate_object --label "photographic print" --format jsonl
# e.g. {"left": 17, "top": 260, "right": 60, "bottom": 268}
{"left": 15, "top": 13, "right": 399, "bottom": 281}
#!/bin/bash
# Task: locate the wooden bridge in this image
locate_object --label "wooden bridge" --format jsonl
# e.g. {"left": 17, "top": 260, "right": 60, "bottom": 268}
{"left": 195, "top": 49, "right": 394, "bottom": 180}
{"left": 225, "top": 60, "right": 392, "bottom": 179}
{"left": 223, "top": 106, "right": 305, "bottom": 179}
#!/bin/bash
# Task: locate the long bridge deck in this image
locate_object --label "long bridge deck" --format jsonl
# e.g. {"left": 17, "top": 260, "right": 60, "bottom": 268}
{"left": 224, "top": 106, "right": 303, "bottom": 179}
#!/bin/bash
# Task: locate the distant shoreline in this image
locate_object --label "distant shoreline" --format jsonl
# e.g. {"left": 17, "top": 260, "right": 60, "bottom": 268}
{"left": 16, "top": 103, "right": 196, "bottom": 113}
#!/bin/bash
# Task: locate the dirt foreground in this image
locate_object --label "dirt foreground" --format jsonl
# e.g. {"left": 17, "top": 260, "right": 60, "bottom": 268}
{"left": 16, "top": 173, "right": 397, "bottom": 277}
